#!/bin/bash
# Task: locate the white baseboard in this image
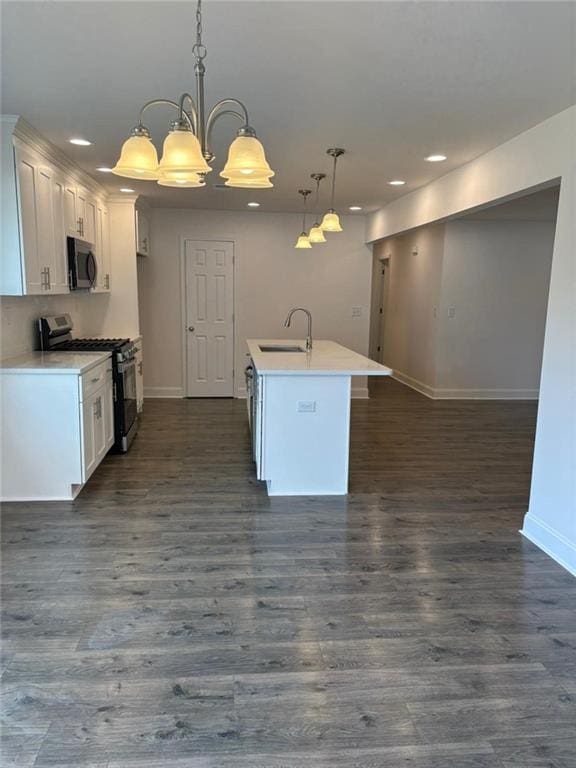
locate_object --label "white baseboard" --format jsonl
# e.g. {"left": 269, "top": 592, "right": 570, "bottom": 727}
{"left": 392, "top": 371, "right": 436, "bottom": 398}
{"left": 144, "top": 386, "right": 185, "bottom": 398}
{"left": 392, "top": 371, "right": 539, "bottom": 400}
{"left": 521, "top": 514, "right": 576, "bottom": 577}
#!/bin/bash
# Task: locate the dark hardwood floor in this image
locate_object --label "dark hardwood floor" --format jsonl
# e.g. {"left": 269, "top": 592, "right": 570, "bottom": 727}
{"left": 2, "top": 378, "right": 575, "bottom": 767}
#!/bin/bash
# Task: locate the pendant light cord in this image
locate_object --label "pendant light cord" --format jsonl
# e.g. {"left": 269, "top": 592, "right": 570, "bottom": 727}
{"left": 302, "top": 194, "right": 307, "bottom": 231}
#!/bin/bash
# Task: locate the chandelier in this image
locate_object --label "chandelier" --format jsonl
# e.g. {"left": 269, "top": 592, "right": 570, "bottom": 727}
{"left": 112, "top": 0, "right": 274, "bottom": 189}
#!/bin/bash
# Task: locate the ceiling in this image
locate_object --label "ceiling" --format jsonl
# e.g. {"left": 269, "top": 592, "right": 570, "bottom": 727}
{"left": 2, "top": 1, "right": 575, "bottom": 212}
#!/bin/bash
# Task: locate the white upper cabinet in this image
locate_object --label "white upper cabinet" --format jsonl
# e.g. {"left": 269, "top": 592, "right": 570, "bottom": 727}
{"left": 14, "top": 145, "right": 43, "bottom": 294}
{"left": 92, "top": 202, "right": 111, "bottom": 293}
{"left": 0, "top": 117, "right": 109, "bottom": 296}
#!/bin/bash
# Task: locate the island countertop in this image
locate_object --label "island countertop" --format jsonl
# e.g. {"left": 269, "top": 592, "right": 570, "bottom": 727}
{"left": 247, "top": 339, "right": 393, "bottom": 376}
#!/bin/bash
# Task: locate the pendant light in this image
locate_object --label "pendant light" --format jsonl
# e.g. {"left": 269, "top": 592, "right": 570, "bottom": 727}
{"left": 294, "top": 189, "right": 312, "bottom": 249}
{"left": 112, "top": 0, "right": 274, "bottom": 189}
{"left": 308, "top": 173, "right": 327, "bottom": 244}
{"left": 321, "top": 148, "right": 345, "bottom": 232}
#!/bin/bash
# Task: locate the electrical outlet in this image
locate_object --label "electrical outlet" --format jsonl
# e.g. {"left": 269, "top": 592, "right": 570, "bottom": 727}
{"left": 297, "top": 401, "right": 316, "bottom": 413}
{"left": 352, "top": 306, "right": 362, "bottom": 317}
{"left": 448, "top": 307, "right": 456, "bottom": 318}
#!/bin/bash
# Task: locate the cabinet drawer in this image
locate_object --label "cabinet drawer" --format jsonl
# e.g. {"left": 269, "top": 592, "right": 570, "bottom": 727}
{"left": 81, "top": 359, "right": 112, "bottom": 400}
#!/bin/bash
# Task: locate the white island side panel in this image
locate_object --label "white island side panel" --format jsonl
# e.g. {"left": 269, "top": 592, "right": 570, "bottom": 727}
{"left": 262, "top": 374, "right": 351, "bottom": 496}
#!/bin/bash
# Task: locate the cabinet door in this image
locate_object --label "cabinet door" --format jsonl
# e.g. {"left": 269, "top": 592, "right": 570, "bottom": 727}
{"left": 103, "top": 376, "right": 115, "bottom": 451}
{"left": 63, "top": 183, "right": 79, "bottom": 238}
{"left": 15, "top": 148, "right": 43, "bottom": 294}
{"left": 36, "top": 165, "right": 56, "bottom": 294}
{"left": 50, "top": 174, "right": 70, "bottom": 293}
{"left": 82, "top": 391, "right": 98, "bottom": 480}
{"left": 93, "top": 390, "right": 107, "bottom": 461}
{"left": 76, "top": 187, "right": 87, "bottom": 239}
{"left": 84, "top": 195, "right": 97, "bottom": 246}
{"left": 92, "top": 203, "right": 111, "bottom": 292}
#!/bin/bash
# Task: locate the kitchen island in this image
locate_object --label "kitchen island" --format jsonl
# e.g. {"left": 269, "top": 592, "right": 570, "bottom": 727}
{"left": 246, "top": 339, "right": 392, "bottom": 495}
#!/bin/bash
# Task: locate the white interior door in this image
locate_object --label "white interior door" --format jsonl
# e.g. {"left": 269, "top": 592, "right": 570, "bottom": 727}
{"left": 184, "top": 239, "right": 234, "bottom": 397}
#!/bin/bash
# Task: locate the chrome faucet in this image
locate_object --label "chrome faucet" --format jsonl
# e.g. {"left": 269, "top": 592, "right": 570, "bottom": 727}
{"left": 284, "top": 307, "right": 313, "bottom": 351}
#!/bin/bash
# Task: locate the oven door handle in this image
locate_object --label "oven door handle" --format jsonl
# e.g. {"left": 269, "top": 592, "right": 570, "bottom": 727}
{"left": 117, "top": 359, "right": 136, "bottom": 373}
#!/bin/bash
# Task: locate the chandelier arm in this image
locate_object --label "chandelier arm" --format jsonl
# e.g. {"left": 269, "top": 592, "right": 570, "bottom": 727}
{"left": 209, "top": 98, "right": 251, "bottom": 128}
{"left": 138, "top": 99, "right": 195, "bottom": 133}
{"left": 178, "top": 93, "right": 199, "bottom": 134}
{"left": 204, "top": 99, "right": 252, "bottom": 161}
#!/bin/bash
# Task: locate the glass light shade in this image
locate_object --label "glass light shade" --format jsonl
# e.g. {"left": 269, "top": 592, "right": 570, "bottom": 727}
{"left": 294, "top": 233, "right": 312, "bottom": 249}
{"left": 157, "top": 173, "right": 205, "bottom": 188}
{"left": 112, "top": 135, "right": 159, "bottom": 180}
{"left": 224, "top": 176, "right": 273, "bottom": 189}
{"left": 220, "top": 136, "right": 274, "bottom": 181}
{"left": 308, "top": 224, "right": 326, "bottom": 243}
{"left": 321, "top": 210, "right": 343, "bottom": 232}
{"left": 157, "top": 130, "right": 211, "bottom": 175}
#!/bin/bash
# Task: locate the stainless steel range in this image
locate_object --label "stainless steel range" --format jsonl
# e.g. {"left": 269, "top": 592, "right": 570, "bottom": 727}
{"left": 39, "top": 315, "right": 138, "bottom": 452}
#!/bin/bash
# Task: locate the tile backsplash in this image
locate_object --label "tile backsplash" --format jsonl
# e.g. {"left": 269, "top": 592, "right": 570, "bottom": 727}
{"left": 0, "top": 293, "right": 110, "bottom": 359}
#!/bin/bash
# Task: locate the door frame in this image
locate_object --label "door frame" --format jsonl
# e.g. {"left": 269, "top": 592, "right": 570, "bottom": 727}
{"left": 179, "top": 236, "right": 236, "bottom": 398}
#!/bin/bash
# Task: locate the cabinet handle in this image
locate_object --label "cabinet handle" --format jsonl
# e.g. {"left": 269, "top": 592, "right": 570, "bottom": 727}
{"left": 105, "top": 274, "right": 110, "bottom": 290}
{"left": 47, "top": 267, "right": 51, "bottom": 291}
{"left": 91, "top": 377, "right": 100, "bottom": 384}
{"left": 77, "top": 218, "right": 82, "bottom": 236}
{"left": 41, "top": 267, "right": 47, "bottom": 289}
{"left": 138, "top": 361, "right": 143, "bottom": 375}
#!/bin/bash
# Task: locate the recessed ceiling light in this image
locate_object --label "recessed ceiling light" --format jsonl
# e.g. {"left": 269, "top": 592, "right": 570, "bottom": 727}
{"left": 69, "top": 138, "right": 92, "bottom": 146}
{"left": 349, "top": 206, "right": 363, "bottom": 211}
{"left": 426, "top": 154, "right": 447, "bottom": 162}
{"left": 247, "top": 202, "right": 260, "bottom": 207}
{"left": 120, "top": 187, "right": 135, "bottom": 193}
{"left": 96, "top": 166, "right": 113, "bottom": 173}
{"left": 388, "top": 180, "right": 406, "bottom": 186}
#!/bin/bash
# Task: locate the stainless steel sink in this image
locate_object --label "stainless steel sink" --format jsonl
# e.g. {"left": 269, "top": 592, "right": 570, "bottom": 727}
{"left": 259, "top": 344, "right": 305, "bottom": 353}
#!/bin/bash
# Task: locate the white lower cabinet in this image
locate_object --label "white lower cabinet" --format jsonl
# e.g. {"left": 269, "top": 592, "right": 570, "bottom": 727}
{"left": 0, "top": 355, "right": 114, "bottom": 500}
{"left": 81, "top": 374, "right": 114, "bottom": 481}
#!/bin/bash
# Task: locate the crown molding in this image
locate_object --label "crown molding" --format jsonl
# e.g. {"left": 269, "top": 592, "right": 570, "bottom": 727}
{"left": 4, "top": 114, "right": 108, "bottom": 199}
{"left": 107, "top": 193, "right": 139, "bottom": 205}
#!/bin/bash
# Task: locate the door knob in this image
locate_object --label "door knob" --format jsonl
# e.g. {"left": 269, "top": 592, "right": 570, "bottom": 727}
{"left": 188, "top": 326, "right": 195, "bottom": 332}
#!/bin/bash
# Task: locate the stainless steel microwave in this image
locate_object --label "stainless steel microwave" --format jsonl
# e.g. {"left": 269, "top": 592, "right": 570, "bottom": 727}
{"left": 67, "top": 237, "right": 97, "bottom": 290}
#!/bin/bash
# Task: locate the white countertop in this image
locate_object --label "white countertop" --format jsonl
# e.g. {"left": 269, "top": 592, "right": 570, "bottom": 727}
{"left": 0, "top": 351, "right": 111, "bottom": 375}
{"left": 247, "top": 340, "right": 393, "bottom": 376}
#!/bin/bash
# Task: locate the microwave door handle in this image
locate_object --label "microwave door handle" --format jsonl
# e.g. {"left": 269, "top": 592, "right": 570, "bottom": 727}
{"left": 87, "top": 251, "right": 98, "bottom": 288}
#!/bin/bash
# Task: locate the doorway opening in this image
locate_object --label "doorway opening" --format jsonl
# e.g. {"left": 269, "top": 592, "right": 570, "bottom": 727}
{"left": 182, "top": 239, "right": 235, "bottom": 398}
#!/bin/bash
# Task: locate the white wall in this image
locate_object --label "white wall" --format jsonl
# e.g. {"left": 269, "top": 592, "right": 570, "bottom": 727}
{"left": 374, "top": 224, "right": 445, "bottom": 392}
{"left": 436, "top": 220, "right": 554, "bottom": 396}
{"left": 138, "top": 209, "right": 372, "bottom": 398}
{"left": 0, "top": 198, "right": 140, "bottom": 358}
{"left": 367, "top": 105, "right": 576, "bottom": 576}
